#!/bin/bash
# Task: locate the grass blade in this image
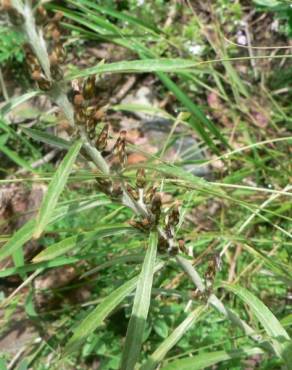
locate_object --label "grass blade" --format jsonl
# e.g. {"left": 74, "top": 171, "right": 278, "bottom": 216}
{"left": 66, "top": 59, "right": 201, "bottom": 80}
{"left": 33, "top": 224, "right": 133, "bottom": 262}
{"left": 33, "top": 140, "right": 82, "bottom": 239}
{"left": 142, "top": 305, "right": 207, "bottom": 370}
{"left": 0, "top": 91, "right": 39, "bottom": 116}
{"left": 161, "top": 347, "right": 264, "bottom": 370}
{"left": 222, "top": 283, "right": 291, "bottom": 361}
{"left": 120, "top": 231, "right": 158, "bottom": 370}
{"left": 22, "top": 127, "right": 72, "bottom": 150}
{"left": 0, "top": 219, "right": 35, "bottom": 263}
{"left": 65, "top": 261, "right": 163, "bottom": 354}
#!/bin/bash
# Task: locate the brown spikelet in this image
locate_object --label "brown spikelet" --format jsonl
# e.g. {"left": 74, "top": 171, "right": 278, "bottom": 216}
{"left": 158, "top": 236, "right": 168, "bottom": 253}
{"left": 73, "top": 94, "right": 85, "bottom": 107}
{"left": 82, "top": 76, "right": 96, "bottom": 100}
{"left": 136, "top": 168, "right": 146, "bottom": 189}
{"left": 35, "top": 5, "right": 48, "bottom": 25}
{"left": 36, "top": 76, "right": 52, "bottom": 91}
{"left": 31, "top": 70, "right": 42, "bottom": 81}
{"left": 53, "top": 42, "right": 66, "bottom": 64}
{"left": 74, "top": 107, "right": 87, "bottom": 126}
{"left": 178, "top": 239, "right": 187, "bottom": 254}
{"left": 2, "top": 0, "right": 12, "bottom": 10}
{"left": 151, "top": 193, "right": 162, "bottom": 224}
{"left": 128, "top": 220, "right": 145, "bottom": 232}
{"left": 126, "top": 184, "right": 139, "bottom": 201}
{"left": 5, "top": 5, "right": 24, "bottom": 25}
{"left": 113, "top": 130, "right": 127, "bottom": 168}
{"left": 95, "top": 177, "right": 112, "bottom": 195}
{"left": 51, "top": 28, "right": 61, "bottom": 41}
{"left": 95, "top": 124, "right": 109, "bottom": 151}
{"left": 111, "top": 183, "right": 123, "bottom": 199}
{"left": 168, "top": 203, "right": 179, "bottom": 227}
{"left": 50, "top": 64, "right": 63, "bottom": 81}
{"left": 144, "top": 185, "right": 157, "bottom": 204}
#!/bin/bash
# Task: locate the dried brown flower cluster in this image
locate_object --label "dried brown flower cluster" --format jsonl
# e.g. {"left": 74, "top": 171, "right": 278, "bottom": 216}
{"left": 8, "top": 2, "right": 66, "bottom": 91}
{"left": 3, "top": 0, "right": 186, "bottom": 257}
{"left": 2, "top": 0, "right": 24, "bottom": 25}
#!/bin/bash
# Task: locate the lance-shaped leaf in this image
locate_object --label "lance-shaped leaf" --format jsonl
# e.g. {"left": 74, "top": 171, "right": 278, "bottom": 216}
{"left": 33, "top": 140, "right": 83, "bottom": 239}
{"left": 222, "top": 283, "right": 291, "bottom": 362}
{"left": 65, "top": 261, "right": 163, "bottom": 354}
{"left": 161, "top": 347, "right": 264, "bottom": 370}
{"left": 33, "top": 224, "right": 134, "bottom": 262}
{"left": 142, "top": 305, "right": 207, "bottom": 370}
{"left": 120, "top": 231, "right": 158, "bottom": 370}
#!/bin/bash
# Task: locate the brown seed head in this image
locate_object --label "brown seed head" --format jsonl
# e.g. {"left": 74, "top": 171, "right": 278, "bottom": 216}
{"left": 35, "top": 5, "right": 48, "bottom": 25}
{"left": 95, "top": 124, "right": 109, "bottom": 151}
{"left": 151, "top": 193, "right": 162, "bottom": 221}
{"left": 168, "top": 203, "right": 179, "bottom": 226}
{"left": 83, "top": 76, "right": 96, "bottom": 100}
{"left": 36, "top": 76, "right": 52, "bottom": 91}
{"left": 73, "top": 94, "right": 85, "bottom": 107}
{"left": 136, "top": 168, "right": 146, "bottom": 189}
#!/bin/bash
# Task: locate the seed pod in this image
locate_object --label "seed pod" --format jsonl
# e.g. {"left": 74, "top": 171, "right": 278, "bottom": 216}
{"left": 144, "top": 185, "right": 157, "bottom": 204}
{"left": 96, "top": 177, "right": 112, "bottom": 195}
{"left": 50, "top": 64, "right": 63, "bottom": 81}
{"left": 205, "top": 258, "right": 216, "bottom": 284}
{"left": 165, "top": 225, "right": 173, "bottom": 239}
{"left": 84, "top": 105, "right": 95, "bottom": 118}
{"left": 5, "top": 5, "right": 24, "bottom": 25}
{"left": 169, "top": 245, "right": 179, "bottom": 256}
{"left": 86, "top": 117, "right": 97, "bottom": 140}
{"left": 73, "top": 94, "right": 85, "bottom": 107}
{"left": 51, "top": 27, "right": 61, "bottom": 41}
{"left": 53, "top": 42, "right": 66, "bottom": 64}
{"left": 2, "top": 0, "right": 12, "bottom": 10}
{"left": 82, "top": 76, "right": 96, "bottom": 100}
{"left": 168, "top": 204, "right": 179, "bottom": 227}
{"left": 151, "top": 193, "right": 162, "bottom": 223}
{"left": 95, "top": 124, "right": 109, "bottom": 151}
{"left": 126, "top": 184, "right": 139, "bottom": 201}
{"left": 111, "top": 183, "right": 123, "bottom": 199}
{"left": 31, "top": 70, "right": 42, "bottom": 81}
{"left": 44, "top": 22, "right": 57, "bottom": 39}
{"left": 74, "top": 107, "right": 87, "bottom": 126}
{"left": 25, "top": 49, "right": 41, "bottom": 74}
{"left": 178, "top": 239, "right": 187, "bottom": 254}
{"left": 141, "top": 217, "right": 152, "bottom": 230}
{"left": 113, "top": 130, "right": 127, "bottom": 168}
{"left": 158, "top": 236, "right": 168, "bottom": 253}
{"left": 35, "top": 5, "right": 48, "bottom": 25}
{"left": 53, "top": 11, "right": 63, "bottom": 22}
{"left": 136, "top": 168, "right": 146, "bottom": 189}
{"left": 36, "top": 76, "right": 52, "bottom": 91}
{"left": 128, "top": 220, "right": 145, "bottom": 232}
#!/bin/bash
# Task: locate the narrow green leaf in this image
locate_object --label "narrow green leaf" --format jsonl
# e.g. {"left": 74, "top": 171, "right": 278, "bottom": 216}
{"left": 161, "top": 347, "right": 264, "bottom": 370}
{"left": 223, "top": 284, "right": 291, "bottom": 360}
{"left": 22, "top": 127, "right": 72, "bottom": 150}
{"left": 0, "top": 143, "right": 35, "bottom": 172}
{"left": 142, "top": 305, "right": 207, "bottom": 370}
{"left": 64, "top": 262, "right": 163, "bottom": 354}
{"left": 0, "top": 219, "right": 35, "bottom": 263}
{"left": 66, "top": 0, "right": 160, "bottom": 34}
{"left": 0, "top": 91, "right": 39, "bottom": 116}
{"left": 0, "top": 198, "right": 110, "bottom": 264}
{"left": 66, "top": 59, "right": 199, "bottom": 80}
{"left": 33, "top": 225, "right": 133, "bottom": 262}
{"left": 0, "top": 253, "right": 100, "bottom": 278}
{"left": 121, "top": 231, "right": 158, "bottom": 370}
{"left": 33, "top": 140, "right": 82, "bottom": 238}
